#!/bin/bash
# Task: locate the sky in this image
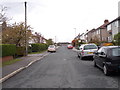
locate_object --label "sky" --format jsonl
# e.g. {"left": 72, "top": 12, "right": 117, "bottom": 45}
{"left": 0, "top": 0, "right": 120, "bottom": 43}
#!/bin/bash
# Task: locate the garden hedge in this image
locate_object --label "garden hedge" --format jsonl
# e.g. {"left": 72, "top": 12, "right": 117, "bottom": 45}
{"left": 31, "top": 43, "right": 48, "bottom": 52}
{"left": 16, "top": 46, "right": 26, "bottom": 56}
{"left": 1, "top": 44, "right": 16, "bottom": 57}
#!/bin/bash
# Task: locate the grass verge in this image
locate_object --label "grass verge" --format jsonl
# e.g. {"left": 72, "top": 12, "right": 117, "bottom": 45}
{"left": 2, "top": 59, "right": 22, "bottom": 67}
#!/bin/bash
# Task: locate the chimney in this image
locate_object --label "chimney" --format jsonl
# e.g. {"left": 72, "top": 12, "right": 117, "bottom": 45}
{"left": 104, "top": 19, "right": 109, "bottom": 24}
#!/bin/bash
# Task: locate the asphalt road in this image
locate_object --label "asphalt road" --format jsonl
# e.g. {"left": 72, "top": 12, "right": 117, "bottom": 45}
{"left": 2, "top": 46, "right": 120, "bottom": 88}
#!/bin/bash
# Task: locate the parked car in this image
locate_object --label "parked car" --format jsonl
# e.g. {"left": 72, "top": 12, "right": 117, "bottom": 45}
{"left": 93, "top": 46, "right": 120, "bottom": 75}
{"left": 77, "top": 43, "right": 98, "bottom": 60}
{"left": 48, "top": 45, "right": 56, "bottom": 52}
{"left": 67, "top": 44, "right": 73, "bottom": 49}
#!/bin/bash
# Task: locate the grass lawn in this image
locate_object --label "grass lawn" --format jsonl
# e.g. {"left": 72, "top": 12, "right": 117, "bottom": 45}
{"left": 29, "top": 50, "right": 47, "bottom": 54}
{"left": 1, "top": 59, "right": 22, "bottom": 67}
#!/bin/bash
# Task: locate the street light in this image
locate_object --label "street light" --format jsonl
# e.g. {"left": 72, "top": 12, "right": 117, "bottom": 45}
{"left": 24, "top": 1, "right": 27, "bottom": 56}
{"left": 55, "top": 36, "right": 56, "bottom": 44}
{"left": 73, "top": 28, "right": 76, "bottom": 37}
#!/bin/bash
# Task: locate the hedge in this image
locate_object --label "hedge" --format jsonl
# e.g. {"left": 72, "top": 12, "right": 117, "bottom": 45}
{"left": 0, "top": 44, "right": 16, "bottom": 57}
{"left": 16, "top": 46, "right": 25, "bottom": 56}
{"left": 0, "top": 43, "right": 48, "bottom": 57}
{"left": 31, "top": 43, "right": 48, "bottom": 52}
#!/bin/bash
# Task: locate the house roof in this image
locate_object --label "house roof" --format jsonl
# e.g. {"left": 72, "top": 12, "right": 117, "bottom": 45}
{"left": 105, "top": 16, "right": 120, "bottom": 27}
{"left": 84, "top": 20, "right": 109, "bottom": 36}
{"left": 85, "top": 28, "right": 96, "bottom": 35}
{"left": 96, "top": 20, "right": 109, "bottom": 29}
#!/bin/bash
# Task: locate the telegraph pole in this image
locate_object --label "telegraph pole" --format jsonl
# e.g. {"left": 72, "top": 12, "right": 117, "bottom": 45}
{"left": 73, "top": 28, "right": 76, "bottom": 37}
{"left": 55, "top": 36, "right": 56, "bottom": 44}
{"left": 25, "top": 1, "right": 27, "bottom": 56}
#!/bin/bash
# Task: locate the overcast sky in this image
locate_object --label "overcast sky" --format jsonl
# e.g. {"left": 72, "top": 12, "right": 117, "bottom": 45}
{"left": 0, "top": 0, "right": 120, "bottom": 42}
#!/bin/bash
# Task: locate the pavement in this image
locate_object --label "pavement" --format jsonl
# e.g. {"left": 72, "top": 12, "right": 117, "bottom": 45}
{"left": 0, "top": 51, "right": 49, "bottom": 83}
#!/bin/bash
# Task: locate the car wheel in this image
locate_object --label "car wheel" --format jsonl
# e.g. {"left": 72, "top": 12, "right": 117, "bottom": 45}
{"left": 77, "top": 53, "right": 80, "bottom": 58}
{"left": 80, "top": 55, "right": 83, "bottom": 60}
{"left": 93, "top": 60, "right": 97, "bottom": 67}
{"left": 103, "top": 65, "right": 110, "bottom": 76}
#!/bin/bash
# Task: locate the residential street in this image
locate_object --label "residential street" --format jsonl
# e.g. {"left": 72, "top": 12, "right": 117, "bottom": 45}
{"left": 2, "top": 46, "right": 120, "bottom": 88}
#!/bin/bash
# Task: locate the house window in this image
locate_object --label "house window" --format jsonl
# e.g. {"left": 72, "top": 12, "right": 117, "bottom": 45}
{"left": 108, "top": 36, "right": 112, "bottom": 42}
{"left": 114, "top": 21, "right": 118, "bottom": 27}
{"left": 107, "top": 24, "right": 111, "bottom": 31}
{"left": 96, "top": 30, "right": 98, "bottom": 34}
{"left": 118, "top": 20, "right": 120, "bottom": 27}
{"left": 98, "top": 30, "right": 100, "bottom": 34}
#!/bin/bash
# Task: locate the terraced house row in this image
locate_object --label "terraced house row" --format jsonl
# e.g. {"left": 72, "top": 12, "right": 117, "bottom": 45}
{"left": 77, "top": 16, "right": 120, "bottom": 43}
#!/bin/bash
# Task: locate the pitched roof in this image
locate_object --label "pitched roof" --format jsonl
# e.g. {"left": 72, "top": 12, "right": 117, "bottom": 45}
{"left": 84, "top": 28, "right": 96, "bottom": 35}
{"left": 105, "top": 16, "right": 120, "bottom": 26}
{"left": 96, "top": 20, "right": 109, "bottom": 29}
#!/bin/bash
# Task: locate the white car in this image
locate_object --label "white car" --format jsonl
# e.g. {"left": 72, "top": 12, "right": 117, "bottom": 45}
{"left": 48, "top": 45, "right": 56, "bottom": 52}
{"left": 77, "top": 43, "right": 98, "bottom": 60}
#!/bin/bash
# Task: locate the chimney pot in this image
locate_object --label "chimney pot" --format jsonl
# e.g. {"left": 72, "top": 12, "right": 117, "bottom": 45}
{"left": 104, "top": 20, "right": 109, "bottom": 24}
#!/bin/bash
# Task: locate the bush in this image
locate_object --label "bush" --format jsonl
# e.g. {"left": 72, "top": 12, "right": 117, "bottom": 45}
{"left": 28, "top": 46, "right": 32, "bottom": 53}
{"left": 31, "top": 43, "right": 48, "bottom": 52}
{"left": 16, "top": 46, "right": 25, "bottom": 56}
{"left": 114, "top": 32, "right": 120, "bottom": 46}
{"left": 1, "top": 44, "right": 16, "bottom": 57}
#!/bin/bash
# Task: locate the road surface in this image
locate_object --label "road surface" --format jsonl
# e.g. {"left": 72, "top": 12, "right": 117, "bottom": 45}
{"left": 3, "top": 46, "right": 120, "bottom": 88}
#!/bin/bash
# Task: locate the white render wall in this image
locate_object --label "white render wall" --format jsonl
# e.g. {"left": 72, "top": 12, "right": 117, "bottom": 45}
{"left": 111, "top": 20, "right": 119, "bottom": 38}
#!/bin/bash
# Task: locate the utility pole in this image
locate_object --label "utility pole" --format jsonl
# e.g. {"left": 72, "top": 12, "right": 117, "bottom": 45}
{"left": 24, "top": 1, "right": 27, "bottom": 56}
{"left": 118, "top": 1, "right": 120, "bottom": 17}
{"left": 55, "top": 36, "right": 56, "bottom": 44}
{"left": 73, "top": 28, "right": 76, "bottom": 37}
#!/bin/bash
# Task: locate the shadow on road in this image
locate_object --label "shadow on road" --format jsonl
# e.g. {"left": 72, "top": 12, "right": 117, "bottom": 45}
{"left": 78, "top": 57, "right": 94, "bottom": 61}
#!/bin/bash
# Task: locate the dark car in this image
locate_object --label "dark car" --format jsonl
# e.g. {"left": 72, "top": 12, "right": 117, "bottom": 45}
{"left": 93, "top": 46, "right": 120, "bottom": 75}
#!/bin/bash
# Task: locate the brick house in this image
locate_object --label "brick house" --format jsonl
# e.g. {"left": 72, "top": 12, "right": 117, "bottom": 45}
{"left": 84, "top": 20, "right": 109, "bottom": 43}
{"left": 95, "top": 20, "right": 109, "bottom": 42}
{"left": 88, "top": 29, "right": 96, "bottom": 42}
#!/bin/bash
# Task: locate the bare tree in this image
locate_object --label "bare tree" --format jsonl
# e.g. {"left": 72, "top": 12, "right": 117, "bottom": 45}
{"left": 0, "top": 5, "right": 8, "bottom": 22}
{"left": 32, "top": 32, "right": 42, "bottom": 43}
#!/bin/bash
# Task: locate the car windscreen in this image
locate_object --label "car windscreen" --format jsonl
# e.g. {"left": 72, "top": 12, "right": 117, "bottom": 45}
{"left": 68, "top": 45, "right": 72, "bottom": 47}
{"left": 49, "top": 45, "right": 55, "bottom": 48}
{"left": 111, "top": 48, "right": 120, "bottom": 56}
{"left": 84, "top": 45, "right": 97, "bottom": 50}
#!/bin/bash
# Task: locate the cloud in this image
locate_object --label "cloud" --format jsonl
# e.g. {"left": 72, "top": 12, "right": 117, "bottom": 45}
{"left": 1, "top": 0, "right": 119, "bottom": 42}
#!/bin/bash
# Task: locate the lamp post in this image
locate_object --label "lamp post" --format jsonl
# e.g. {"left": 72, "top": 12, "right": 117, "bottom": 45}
{"left": 55, "top": 36, "right": 56, "bottom": 44}
{"left": 73, "top": 28, "right": 76, "bottom": 37}
{"left": 24, "top": 1, "right": 27, "bottom": 56}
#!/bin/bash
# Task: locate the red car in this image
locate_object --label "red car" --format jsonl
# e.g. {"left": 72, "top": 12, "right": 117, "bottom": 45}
{"left": 67, "top": 44, "right": 73, "bottom": 49}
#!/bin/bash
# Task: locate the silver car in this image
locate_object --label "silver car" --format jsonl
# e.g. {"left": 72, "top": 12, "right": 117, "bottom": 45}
{"left": 48, "top": 45, "right": 56, "bottom": 52}
{"left": 77, "top": 44, "right": 98, "bottom": 60}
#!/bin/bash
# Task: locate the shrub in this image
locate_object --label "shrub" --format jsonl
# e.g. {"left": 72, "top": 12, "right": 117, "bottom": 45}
{"left": 31, "top": 43, "right": 48, "bottom": 52}
{"left": 1, "top": 44, "right": 16, "bottom": 57}
{"left": 31, "top": 44, "right": 39, "bottom": 52}
{"left": 16, "top": 46, "right": 25, "bottom": 56}
{"left": 28, "top": 46, "right": 32, "bottom": 53}
{"left": 114, "top": 32, "right": 120, "bottom": 46}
